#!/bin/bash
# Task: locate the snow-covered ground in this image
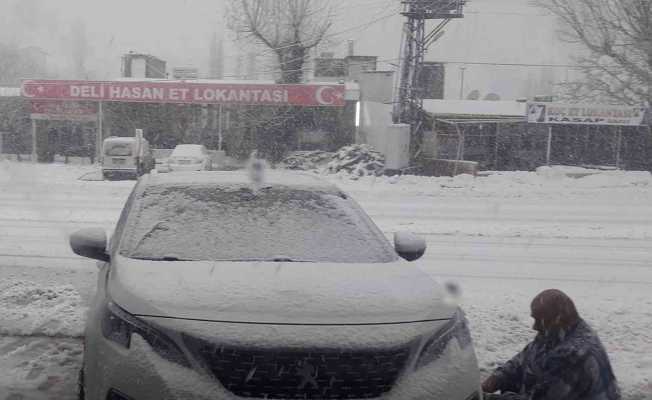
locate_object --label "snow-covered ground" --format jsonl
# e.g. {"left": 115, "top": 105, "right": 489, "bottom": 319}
{"left": 1, "top": 161, "right": 651, "bottom": 399}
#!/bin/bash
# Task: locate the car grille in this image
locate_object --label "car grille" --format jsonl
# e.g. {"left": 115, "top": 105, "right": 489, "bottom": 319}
{"left": 183, "top": 335, "right": 411, "bottom": 399}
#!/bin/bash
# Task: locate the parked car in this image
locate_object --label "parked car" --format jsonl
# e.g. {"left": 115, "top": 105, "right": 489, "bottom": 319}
{"left": 101, "top": 136, "right": 154, "bottom": 180}
{"left": 70, "top": 170, "right": 481, "bottom": 400}
{"left": 167, "top": 144, "right": 212, "bottom": 171}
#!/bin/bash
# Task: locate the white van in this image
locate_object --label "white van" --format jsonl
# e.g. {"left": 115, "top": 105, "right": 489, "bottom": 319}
{"left": 101, "top": 136, "right": 154, "bottom": 180}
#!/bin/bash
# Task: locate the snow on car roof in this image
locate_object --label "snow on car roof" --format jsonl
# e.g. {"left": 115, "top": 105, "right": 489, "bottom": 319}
{"left": 170, "top": 145, "right": 206, "bottom": 157}
{"left": 423, "top": 99, "right": 527, "bottom": 117}
{"left": 104, "top": 136, "right": 137, "bottom": 143}
{"left": 144, "top": 170, "right": 341, "bottom": 192}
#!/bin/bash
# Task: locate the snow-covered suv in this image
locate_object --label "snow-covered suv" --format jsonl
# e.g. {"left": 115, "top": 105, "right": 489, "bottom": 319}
{"left": 70, "top": 171, "right": 481, "bottom": 400}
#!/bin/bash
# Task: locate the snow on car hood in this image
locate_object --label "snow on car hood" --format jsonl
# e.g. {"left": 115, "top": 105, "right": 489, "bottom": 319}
{"left": 108, "top": 255, "right": 456, "bottom": 325}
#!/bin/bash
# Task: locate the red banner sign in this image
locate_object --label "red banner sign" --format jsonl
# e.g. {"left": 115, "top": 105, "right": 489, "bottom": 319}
{"left": 30, "top": 100, "right": 98, "bottom": 121}
{"left": 22, "top": 79, "right": 346, "bottom": 107}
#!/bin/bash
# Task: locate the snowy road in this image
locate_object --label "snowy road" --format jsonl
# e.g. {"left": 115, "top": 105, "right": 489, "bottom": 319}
{"left": 1, "top": 162, "right": 651, "bottom": 399}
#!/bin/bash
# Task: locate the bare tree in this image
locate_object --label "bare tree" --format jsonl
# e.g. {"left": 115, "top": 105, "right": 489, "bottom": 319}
{"left": 0, "top": 44, "right": 20, "bottom": 84}
{"left": 0, "top": 43, "right": 48, "bottom": 85}
{"left": 209, "top": 32, "right": 225, "bottom": 79}
{"left": 536, "top": 0, "right": 652, "bottom": 105}
{"left": 227, "top": 0, "right": 334, "bottom": 83}
{"left": 70, "top": 19, "right": 89, "bottom": 79}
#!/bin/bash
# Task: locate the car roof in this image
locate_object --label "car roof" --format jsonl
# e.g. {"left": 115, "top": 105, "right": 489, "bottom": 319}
{"left": 105, "top": 137, "right": 136, "bottom": 143}
{"left": 104, "top": 136, "right": 149, "bottom": 144}
{"left": 171, "top": 144, "right": 205, "bottom": 155}
{"left": 142, "top": 171, "right": 342, "bottom": 193}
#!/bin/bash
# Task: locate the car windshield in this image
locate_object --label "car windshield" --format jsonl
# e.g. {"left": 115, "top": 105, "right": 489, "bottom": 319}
{"left": 105, "top": 143, "right": 132, "bottom": 156}
{"left": 119, "top": 184, "right": 397, "bottom": 263}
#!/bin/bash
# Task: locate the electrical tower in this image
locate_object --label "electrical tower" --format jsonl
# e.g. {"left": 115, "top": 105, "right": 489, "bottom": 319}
{"left": 393, "top": 0, "right": 466, "bottom": 158}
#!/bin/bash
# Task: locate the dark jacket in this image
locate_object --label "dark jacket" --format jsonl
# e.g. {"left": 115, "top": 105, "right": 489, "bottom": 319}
{"left": 490, "top": 319, "right": 620, "bottom": 400}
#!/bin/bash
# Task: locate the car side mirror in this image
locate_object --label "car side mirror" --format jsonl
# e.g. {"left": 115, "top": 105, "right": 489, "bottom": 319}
{"left": 394, "top": 232, "right": 426, "bottom": 262}
{"left": 70, "top": 228, "right": 110, "bottom": 262}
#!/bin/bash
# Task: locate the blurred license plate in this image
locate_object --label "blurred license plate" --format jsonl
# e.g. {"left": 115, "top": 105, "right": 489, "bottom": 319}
{"left": 179, "top": 160, "right": 192, "bottom": 165}
{"left": 113, "top": 158, "right": 126, "bottom": 165}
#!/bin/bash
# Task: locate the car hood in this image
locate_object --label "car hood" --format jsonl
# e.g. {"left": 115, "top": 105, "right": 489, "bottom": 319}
{"left": 108, "top": 255, "right": 456, "bottom": 325}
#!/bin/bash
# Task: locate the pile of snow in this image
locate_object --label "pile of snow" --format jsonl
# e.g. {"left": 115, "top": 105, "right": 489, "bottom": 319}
{"left": 329, "top": 169, "right": 652, "bottom": 197}
{"left": 280, "top": 150, "right": 334, "bottom": 171}
{"left": 0, "top": 280, "right": 87, "bottom": 338}
{"left": 534, "top": 165, "right": 610, "bottom": 178}
{"left": 326, "top": 144, "right": 385, "bottom": 178}
{"left": 0, "top": 337, "right": 83, "bottom": 399}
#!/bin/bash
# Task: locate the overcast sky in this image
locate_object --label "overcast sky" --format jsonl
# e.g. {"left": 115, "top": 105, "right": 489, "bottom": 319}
{"left": 0, "top": 0, "right": 577, "bottom": 99}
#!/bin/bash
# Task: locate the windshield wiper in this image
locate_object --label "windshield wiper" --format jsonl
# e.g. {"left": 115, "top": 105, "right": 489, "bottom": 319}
{"left": 130, "top": 256, "right": 198, "bottom": 262}
{"left": 215, "top": 257, "right": 315, "bottom": 263}
{"left": 130, "top": 256, "right": 314, "bottom": 262}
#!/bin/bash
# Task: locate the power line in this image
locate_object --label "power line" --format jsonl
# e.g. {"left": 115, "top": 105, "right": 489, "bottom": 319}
{"left": 245, "top": 7, "right": 400, "bottom": 57}
{"left": 227, "top": 6, "right": 402, "bottom": 78}
{"left": 434, "top": 60, "right": 591, "bottom": 69}
{"left": 465, "top": 10, "right": 553, "bottom": 17}
{"left": 233, "top": 3, "right": 561, "bottom": 76}
{"left": 221, "top": 4, "right": 589, "bottom": 78}
{"left": 218, "top": 56, "right": 622, "bottom": 80}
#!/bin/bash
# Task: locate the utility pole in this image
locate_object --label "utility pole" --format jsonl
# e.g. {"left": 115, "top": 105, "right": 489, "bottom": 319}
{"left": 459, "top": 66, "right": 466, "bottom": 100}
{"left": 209, "top": 31, "right": 225, "bottom": 80}
{"left": 393, "top": 0, "right": 466, "bottom": 158}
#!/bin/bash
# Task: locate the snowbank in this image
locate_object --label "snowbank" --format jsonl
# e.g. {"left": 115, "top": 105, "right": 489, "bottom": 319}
{"left": 326, "top": 171, "right": 652, "bottom": 241}
{"left": 328, "top": 170, "right": 652, "bottom": 205}
{"left": 0, "top": 280, "right": 87, "bottom": 338}
{"left": 0, "top": 337, "right": 82, "bottom": 399}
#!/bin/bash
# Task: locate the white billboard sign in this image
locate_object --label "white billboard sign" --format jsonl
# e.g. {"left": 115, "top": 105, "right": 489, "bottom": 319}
{"left": 527, "top": 102, "right": 648, "bottom": 126}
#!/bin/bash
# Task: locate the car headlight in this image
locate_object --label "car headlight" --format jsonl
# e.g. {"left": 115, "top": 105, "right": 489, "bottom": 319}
{"left": 416, "top": 309, "right": 473, "bottom": 369}
{"left": 101, "top": 300, "right": 190, "bottom": 368}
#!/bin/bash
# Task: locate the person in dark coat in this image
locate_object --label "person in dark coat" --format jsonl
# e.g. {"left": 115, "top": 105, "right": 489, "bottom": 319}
{"left": 482, "top": 289, "right": 621, "bottom": 400}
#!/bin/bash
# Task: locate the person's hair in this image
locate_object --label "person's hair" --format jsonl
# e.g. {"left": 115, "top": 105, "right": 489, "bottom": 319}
{"left": 531, "top": 289, "right": 580, "bottom": 328}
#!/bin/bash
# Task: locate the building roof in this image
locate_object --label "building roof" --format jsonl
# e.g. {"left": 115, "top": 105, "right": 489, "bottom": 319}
{"left": 0, "top": 87, "right": 21, "bottom": 97}
{"left": 111, "top": 77, "right": 278, "bottom": 85}
{"left": 423, "top": 99, "right": 527, "bottom": 117}
{"left": 123, "top": 53, "right": 165, "bottom": 62}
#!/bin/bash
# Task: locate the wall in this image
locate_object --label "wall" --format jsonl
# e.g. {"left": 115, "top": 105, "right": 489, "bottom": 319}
{"left": 345, "top": 56, "right": 378, "bottom": 82}
{"left": 358, "top": 71, "right": 394, "bottom": 103}
{"left": 357, "top": 101, "right": 393, "bottom": 153}
{"left": 357, "top": 101, "right": 411, "bottom": 170}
